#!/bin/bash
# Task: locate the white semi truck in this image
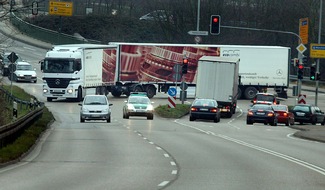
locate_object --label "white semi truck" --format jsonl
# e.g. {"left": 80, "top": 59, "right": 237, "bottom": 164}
{"left": 196, "top": 56, "right": 239, "bottom": 118}
{"left": 41, "top": 44, "right": 116, "bottom": 101}
{"left": 42, "top": 43, "right": 290, "bottom": 101}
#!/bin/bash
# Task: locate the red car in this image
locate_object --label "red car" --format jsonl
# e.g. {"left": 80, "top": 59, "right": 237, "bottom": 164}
{"left": 272, "top": 105, "right": 295, "bottom": 126}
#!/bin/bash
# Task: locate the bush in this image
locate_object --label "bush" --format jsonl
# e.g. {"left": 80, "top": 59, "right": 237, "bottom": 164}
{"left": 155, "top": 104, "right": 190, "bottom": 118}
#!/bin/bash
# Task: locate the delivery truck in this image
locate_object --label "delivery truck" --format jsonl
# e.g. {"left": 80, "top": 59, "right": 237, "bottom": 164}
{"left": 196, "top": 56, "right": 239, "bottom": 118}
{"left": 42, "top": 43, "right": 290, "bottom": 101}
{"left": 41, "top": 44, "right": 116, "bottom": 101}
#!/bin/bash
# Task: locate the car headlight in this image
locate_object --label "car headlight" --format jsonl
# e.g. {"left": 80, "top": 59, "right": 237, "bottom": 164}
{"left": 32, "top": 74, "right": 37, "bottom": 77}
{"left": 82, "top": 107, "right": 89, "bottom": 112}
{"left": 146, "top": 105, "right": 154, "bottom": 111}
{"left": 127, "top": 104, "right": 135, "bottom": 110}
{"left": 18, "top": 74, "right": 24, "bottom": 77}
{"left": 67, "top": 89, "right": 73, "bottom": 94}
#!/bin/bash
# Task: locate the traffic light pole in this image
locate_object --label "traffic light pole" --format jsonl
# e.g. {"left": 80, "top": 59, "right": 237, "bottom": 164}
{"left": 315, "top": 0, "right": 323, "bottom": 106}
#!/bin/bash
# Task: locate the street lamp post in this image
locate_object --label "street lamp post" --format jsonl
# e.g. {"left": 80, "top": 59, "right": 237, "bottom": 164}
{"left": 315, "top": 0, "right": 322, "bottom": 106}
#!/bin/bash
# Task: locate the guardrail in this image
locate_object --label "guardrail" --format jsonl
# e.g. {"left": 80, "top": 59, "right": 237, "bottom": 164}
{"left": 0, "top": 86, "right": 44, "bottom": 148}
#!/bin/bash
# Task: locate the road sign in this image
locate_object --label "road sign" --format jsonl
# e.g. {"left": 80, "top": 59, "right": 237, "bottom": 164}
{"left": 49, "top": 1, "right": 73, "bottom": 16}
{"left": 167, "top": 87, "right": 177, "bottom": 97}
{"left": 180, "top": 81, "right": 188, "bottom": 91}
{"left": 188, "top": 30, "right": 209, "bottom": 36}
{"left": 8, "top": 63, "right": 16, "bottom": 73}
{"left": 299, "top": 18, "right": 308, "bottom": 44}
{"left": 310, "top": 43, "right": 325, "bottom": 58}
{"left": 296, "top": 43, "right": 307, "bottom": 54}
{"left": 168, "top": 96, "right": 176, "bottom": 108}
{"left": 7, "top": 52, "right": 18, "bottom": 63}
{"left": 194, "top": 36, "right": 202, "bottom": 43}
{"left": 298, "top": 94, "right": 306, "bottom": 104}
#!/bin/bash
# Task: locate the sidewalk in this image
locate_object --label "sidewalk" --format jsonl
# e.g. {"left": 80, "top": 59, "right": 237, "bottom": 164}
{"left": 0, "top": 19, "right": 325, "bottom": 144}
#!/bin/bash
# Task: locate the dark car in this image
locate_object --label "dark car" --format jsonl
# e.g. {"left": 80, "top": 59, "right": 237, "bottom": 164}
{"left": 251, "top": 93, "right": 279, "bottom": 105}
{"left": 291, "top": 104, "right": 325, "bottom": 125}
{"left": 189, "top": 99, "right": 221, "bottom": 123}
{"left": 272, "top": 105, "right": 295, "bottom": 126}
{"left": 246, "top": 104, "right": 278, "bottom": 126}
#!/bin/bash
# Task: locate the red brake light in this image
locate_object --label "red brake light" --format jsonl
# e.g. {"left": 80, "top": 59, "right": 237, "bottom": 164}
{"left": 248, "top": 111, "right": 253, "bottom": 116}
{"left": 210, "top": 108, "right": 218, "bottom": 113}
{"left": 267, "top": 112, "right": 274, "bottom": 117}
{"left": 191, "top": 107, "right": 197, "bottom": 112}
{"left": 283, "top": 113, "right": 288, "bottom": 117}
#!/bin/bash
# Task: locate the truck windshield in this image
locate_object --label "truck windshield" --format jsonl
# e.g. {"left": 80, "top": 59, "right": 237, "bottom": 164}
{"left": 43, "top": 59, "right": 77, "bottom": 73}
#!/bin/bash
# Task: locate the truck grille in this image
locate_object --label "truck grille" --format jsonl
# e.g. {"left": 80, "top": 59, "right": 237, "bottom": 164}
{"left": 45, "top": 78, "right": 71, "bottom": 88}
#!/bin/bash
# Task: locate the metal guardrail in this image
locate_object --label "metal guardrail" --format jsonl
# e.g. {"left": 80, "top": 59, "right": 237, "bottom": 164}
{"left": 9, "top": 12, "right": 102, "bottom": 45}
{"left": 0, "top": 86, "right": 44, "bottom": 148}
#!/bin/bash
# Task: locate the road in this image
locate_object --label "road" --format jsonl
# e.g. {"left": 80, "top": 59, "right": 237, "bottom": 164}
{"left": 0, "top": 35, "right": 325, "bottom": 189}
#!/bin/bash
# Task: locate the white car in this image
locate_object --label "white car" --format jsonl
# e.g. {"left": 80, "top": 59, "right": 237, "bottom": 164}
{"left": 9, "top": 61, "right": 37, "bottom": 83}
{"left": 79, "top": 95, "right": 113, "bottom": 123}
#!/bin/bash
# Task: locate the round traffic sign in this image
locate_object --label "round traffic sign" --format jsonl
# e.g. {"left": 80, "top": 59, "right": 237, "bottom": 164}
{"left": 167, "top": 87, "right": 177, "bottom": 97}
{"left": 8, "top": 63, "right": 16, "bottom": 73}
{"left": 180, "top": 82, "right": 188, "bottom": 91}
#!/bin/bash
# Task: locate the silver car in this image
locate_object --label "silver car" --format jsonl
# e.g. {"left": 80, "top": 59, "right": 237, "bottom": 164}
{"left": 79, "top": 95, "right": 113, "bottom": 123}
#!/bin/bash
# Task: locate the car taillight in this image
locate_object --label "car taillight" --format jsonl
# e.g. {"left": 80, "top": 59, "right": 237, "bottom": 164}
{"left": 210, "top": 108, "right": 218, "bottom": 113}
{"left": 267, "top": 112, "right": 274, "bottom": 117}
{"left": 191, "top": 107, "right": 198, "bottom": 112}
{"left": 248, "top": 111, "right": 253, "bottom": 116}
{"left": 283, "top": 113, "right": 288, "bottom": 117}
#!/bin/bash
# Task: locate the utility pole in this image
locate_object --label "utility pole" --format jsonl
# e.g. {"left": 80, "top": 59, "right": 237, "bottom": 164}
{"left": 315, "top": 0, "right": 322, "bottom": 106}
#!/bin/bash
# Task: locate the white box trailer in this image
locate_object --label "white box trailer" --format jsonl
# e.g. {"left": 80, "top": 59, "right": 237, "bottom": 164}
{"left": 196, "top": 56, "right": 239, "bottom": 118}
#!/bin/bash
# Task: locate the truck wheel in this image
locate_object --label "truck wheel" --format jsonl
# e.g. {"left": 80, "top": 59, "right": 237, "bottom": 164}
{"left": 244, "top": 87, "right": 258, "bottom": 100}
{"left": 146, "top": 85, "right": 156, "bottom": 98}
{"left": 237, "top": 88, "right": 242, "bottom": 99}
{"left": 111, "top": 90, "right": 122, "bottom": 97}
{"left": 133, "top": 85, "right": 143, "bottom": 92}
{"left": 76, "top": 87, "right": 82, "bottom": 102}
{"left": 47, "top": 97, "right": 53, "bottom": 102}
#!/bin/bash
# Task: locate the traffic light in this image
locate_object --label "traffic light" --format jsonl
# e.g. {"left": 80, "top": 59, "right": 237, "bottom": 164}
{"left": 291, "top": 58, "right": 299, "bottom": 67}
{"left": 182, "top": 58, "right": 188, "bottom": 74}
{"left": 310, "top": 66, "right": 316, "bottom": 81}
{"left": 210, "top": 15, "right": 221, "bottom": 35}
{"left": 297, "top": 63, "right": 304, "bottom": 80}
{"left": 316, "top": 72, "right": 321, "bottom": 80}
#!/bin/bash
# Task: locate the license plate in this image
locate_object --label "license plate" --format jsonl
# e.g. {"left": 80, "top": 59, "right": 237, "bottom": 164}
{"left": 200, "top": 108, "right": 208, "bottom": 111}
{"left": 136, "top": 109, "right": 145, "bottom": 112}
{"left": 256, "top": 112, "right": 265, "bottom": 115}
{"left": 297, "top": 112, "right": 305, "bottom": 116}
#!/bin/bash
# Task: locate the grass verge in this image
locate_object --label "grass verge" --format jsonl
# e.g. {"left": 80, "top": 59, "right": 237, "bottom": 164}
{"left": 0, "top": 85, "right": 54, "bottom": 164}
{"left": 155, "top": 104, "right": 190, "bottom": 118}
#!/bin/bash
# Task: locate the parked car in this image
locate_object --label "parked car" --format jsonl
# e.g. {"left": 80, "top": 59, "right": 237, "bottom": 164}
{"left": 8, "top": 61, "right": 37, "bottom": 83}
{"left": 79, "top": 95, "right": 113, "bottom": 123}
{"left": 189, "top": 98, "right": 221, "bottom": 123}
{"left": 272, "top": 105, "right": 295, "bottom": 126}
{"left": 247, "top": 104, "right": 278, "bottom": 126}
{"left": 251, "top": 93, "right": 279, "bottom": 105}
{"left": 1, "top": 52, "right": 22, "bottom": 76}
{"left": 123, "top": 93, "right": 154, "bottom": 120}
{"left": 291, "top": 104, "right": 325, "bottom": 125}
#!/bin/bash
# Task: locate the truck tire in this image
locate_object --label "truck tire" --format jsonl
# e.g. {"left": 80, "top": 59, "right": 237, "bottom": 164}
{"left": 133, "top": 85, "right": 143, "bottom": 92}
{"left": 237, "top": 88, "right": 242, "bottom": 99}
{"left": 111, "top": 90, "right": 122, "bottom": 97}
{"left": 76, "top": 87, "right": 82, "bottom": 102}
{"left": 145, "top": 85, "right": 156, "bottom": 98}
{"left": 244, "top": 87, "right": 258, "bottom": 100}
{"left": 47, "top": 97, "right": 53, "bottom": 102}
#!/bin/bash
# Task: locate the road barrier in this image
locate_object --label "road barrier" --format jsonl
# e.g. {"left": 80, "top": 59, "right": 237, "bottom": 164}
{"left": 0, "top": 86, "right": 44, "bottom": 148}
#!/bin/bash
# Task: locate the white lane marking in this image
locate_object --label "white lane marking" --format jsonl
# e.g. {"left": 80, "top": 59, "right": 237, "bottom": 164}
{"left": 149, "top": 141, "right": 154, "bottom": 144}
{"left": 143, "top": 137, "right": 147, "bottom": 140}
{"left": 164, "top": 153, "right": 170, "bottom": 158}
{"left": 170, "top": 161, "right": 176, "bottom": 166}
{"left": 175, "top": 119, "right": 325, "bottom": 176}
{"left": 156, "top": 146, "right": 162, "bottom": 150}
{"left": 171, "top": 170, "right": 178, "bottom": 174}
{"left": 158, "top": 181, "right": 169, "bottom": 187}
{"left": 287, "top": 133, "right": 321, "bottom": 143}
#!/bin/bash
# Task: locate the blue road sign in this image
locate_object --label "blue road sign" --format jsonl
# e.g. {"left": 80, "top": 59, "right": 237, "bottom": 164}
{"left": 168, "top": 87, "right": 177, "bottom": 97}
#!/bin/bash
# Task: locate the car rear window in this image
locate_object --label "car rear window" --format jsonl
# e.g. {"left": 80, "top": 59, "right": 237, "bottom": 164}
{"left": 272, "top": 105, "right": 287, "bottom": 111}
{"left": 255, "top": 94, "right": 275, "bottom": 102}
{"left": 293, "top": 106, "right": 309, "bottom": 112}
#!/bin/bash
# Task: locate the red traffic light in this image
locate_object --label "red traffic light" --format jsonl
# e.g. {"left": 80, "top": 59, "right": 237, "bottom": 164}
{"left": 183, "top": 59, "right": 188, "bottom": 64}
{"left": 298, "top": 64, "right": 304, "bottom": 69}
{"left": 213, "top": 17, "right": 219, "bottom": 23}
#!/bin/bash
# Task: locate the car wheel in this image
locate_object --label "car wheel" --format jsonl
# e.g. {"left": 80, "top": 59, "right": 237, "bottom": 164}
{"left": 189, "top": 116, "right": 195, "bottom": 121}
{"left": 311, "top": 117, "right": 316, "bottom": 125}
{"left": 80, "top": 117, "right": 85, "bottom": 123}
{"left": 147, "top": 114, "right": 154, "bottom": 120}
{"left": 125, "top": 113, "right": 129, "bottom": 119}
{"left": 246, "top": 120, "right": 253, "bottom": 125}
{"left": 285, "top": 119, "right": 290, "bottom": 126}
{"left": 321, "top": 118, "right": 325, "bottom": 125}
{"left": 47, "top": 97, "right": 53, "bottom": 102}
{"left": 214, "top": 117, "right": 220, "bottom": 123}
{"left": 107, "top": 117, "right": 111, "bottom": 123}
{"left": 299, "top": 122, "right": 303, "bottom": 125}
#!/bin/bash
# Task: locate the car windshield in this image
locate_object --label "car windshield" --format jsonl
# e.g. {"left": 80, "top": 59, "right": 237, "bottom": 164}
{"left": 256, "top": 94, "right": 275, "bottom": 102}
{"left": 252, "top": 105, "right": 272, "bottom": 110}
{"left": 16, "top": 64, "right": 33, "bottom": 71}
{"left": 84, "top": 96, "right": 107, "bottom": 105}
{"left": 193, "top": 99, "right": 215, "bottom": 106}
{"left": 128, "top": 97, "right": 150, "bottom": 104}
{"left": 293, "top": 106, "right": 310, "bottom": 112}
{"left": 272, "top": 105, "right": 287, "bottom": 111}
